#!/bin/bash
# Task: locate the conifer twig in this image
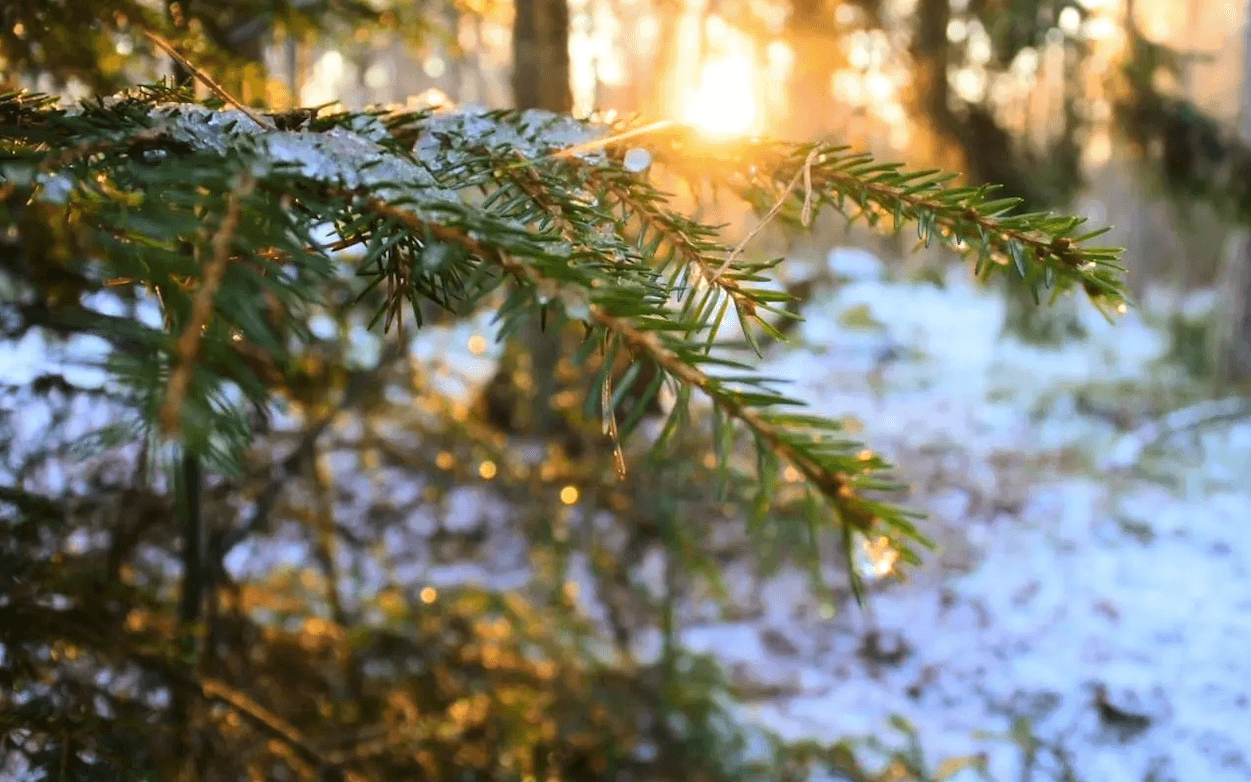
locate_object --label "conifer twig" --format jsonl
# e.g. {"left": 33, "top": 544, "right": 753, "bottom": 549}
{"left": 354, "top": 196, "right": 879, "bottom": 532}
{"left": 0, "top": 126, "right": 169, "bottom": 204}
{"left": 544, "top": 119, "right": 675, "bottom": 162}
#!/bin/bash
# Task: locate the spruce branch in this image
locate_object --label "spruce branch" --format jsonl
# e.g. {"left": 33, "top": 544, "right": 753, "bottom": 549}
{"left": 649, "top": 138, "right": 1128, "bottom": 309}
{"left": 588, "top": 169, "right": 769, "bottom": 347}
{"left": 2, "top": 93, "right": 1128, "bottom": 593}
{"left": 0, "top": 124, "right": 171, "bottom": 205}
{"left": 349, "top": 194, "right": 901, "bottom": 587}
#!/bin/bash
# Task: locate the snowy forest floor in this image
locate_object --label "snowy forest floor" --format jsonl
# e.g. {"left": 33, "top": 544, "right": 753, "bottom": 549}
{"left": 685, "top": 255, "right": 1251, "bottom": 781}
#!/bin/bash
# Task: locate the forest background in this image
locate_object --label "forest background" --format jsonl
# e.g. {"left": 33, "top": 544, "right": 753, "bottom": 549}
{"left": 3, "top": 0, "right": 1251, "bottom": 780}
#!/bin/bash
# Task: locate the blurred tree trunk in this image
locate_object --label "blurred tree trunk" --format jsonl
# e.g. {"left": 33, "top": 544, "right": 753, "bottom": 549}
{"left": 163, "top": 6, "right": 268, "bottom": 774}
{"left": 512, "top": 0, "right": 573, "bottom": 113}
{"left": 481, "top": 0, "right": 573, "bottom": 439}
{"left": 511, "top": 0, "right": 570, "bottom": 435}
{"left": 786, "top": 0, "right": 835, "bottom": 140}
{"left": 479, "top": 3, "right": 661, "bottom": 447}
{"left": 910, "top": 0, "right": 1082, "bottom": 343}
{"left": 1217, "top": 0, "right": 1251, "bottom": 382}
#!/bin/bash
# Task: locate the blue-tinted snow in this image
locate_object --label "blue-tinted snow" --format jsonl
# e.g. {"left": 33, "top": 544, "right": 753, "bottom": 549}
{"left": 693, "top": 257, "right": 1250, "bottom": 781}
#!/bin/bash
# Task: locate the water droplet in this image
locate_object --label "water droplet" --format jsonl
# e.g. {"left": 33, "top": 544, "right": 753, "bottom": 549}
{"left": 623, "top": 147, "right": 652, "bottom": 173}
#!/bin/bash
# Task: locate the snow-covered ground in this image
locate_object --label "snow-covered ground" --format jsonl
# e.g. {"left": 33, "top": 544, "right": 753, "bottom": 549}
{"left": 678, "top": 254, "right": 1251, "bottom": 781}
{"left": 3, "top": 247, "right": 1249, "bottom": 781}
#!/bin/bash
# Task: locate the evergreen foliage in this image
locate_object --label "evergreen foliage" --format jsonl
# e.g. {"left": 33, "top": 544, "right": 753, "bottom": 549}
{"left": 0, "top": 77, "right": 1127, "bottom": 781}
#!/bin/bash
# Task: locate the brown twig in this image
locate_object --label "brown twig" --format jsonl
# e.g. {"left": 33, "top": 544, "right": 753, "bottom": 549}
{"left": 143, "top": 30, "right": 277, "bottom": 132}
{"left": 543, "top": 119, "right": 675, "bottom": 162}
{"left": 713, "top": 147, "right": 818, "bottom": 281}
{"left": 160, "top": 176, "right": 255, "bottom": 436}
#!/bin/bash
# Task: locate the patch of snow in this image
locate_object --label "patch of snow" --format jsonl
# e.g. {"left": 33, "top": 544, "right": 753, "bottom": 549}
{"left": 345, "top": 319, "right": 382, "bottom": 370}
{"left": 623, "top": 148, "right": 652, "bottom": 172}
{"left": 826, "top": 246, "right": 884, "bottom": 282}
{"left": 699, "top": 253, "right": 1251, "bottom": 780}
{"left": 308, "top": 313, "right": 339, "bottom": 340}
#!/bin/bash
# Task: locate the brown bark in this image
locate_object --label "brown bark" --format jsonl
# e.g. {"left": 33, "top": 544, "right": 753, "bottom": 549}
{"left": 787, "top": 0, "right": 836, "bottom": 140}
{"left": 1221, "top": 235, "right": 1251, "bottom": 381}
{"left": 483, "top": 0, "right": 574, "bottom": 440}
{"left": 1220, "top": 0, "right": 1251, "bottom": 382}
{"left": 910, "top": 0, "right": 1086, "bottom": 342}
{"left": 512, "top": 0, "right": 573, "bottom": 112}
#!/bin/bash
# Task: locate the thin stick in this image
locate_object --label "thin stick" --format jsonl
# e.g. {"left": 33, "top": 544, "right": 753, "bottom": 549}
{"left": 549, "top": 119, "right": 676, "bottom": 159}
{"left": 493, "top": 119, "right": 677, "bottom": 171}
{"left": 144, "top": 30, "right": 277, "bottom": 132}
{"left": 713, "top": 148, "right": 819, "bottom": 281}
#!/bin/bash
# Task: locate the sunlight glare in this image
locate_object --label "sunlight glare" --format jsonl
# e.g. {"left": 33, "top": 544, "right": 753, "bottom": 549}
{"left": 681, "top": 54, "right": 760, "bottom": 139}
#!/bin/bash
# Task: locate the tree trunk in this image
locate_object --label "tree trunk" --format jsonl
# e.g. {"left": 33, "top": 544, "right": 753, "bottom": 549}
{"left": 510, "top": 0, "right": 569, "bottom": 434}
{"left": 479, "top": 0, "right": 573, "bottom": 440}
{"left": 512, "top": 0, "right": 573, "bottom": 113}
{"left": 786, "top": 0, "right": 836, "bottom": 141}
{"left": 478, "top": 0, "right": 662, "bottom": 449}
{"left": 910, "top": 0, "right": 1083, "bottom": 343}
{"left": 1217, "top": 0, "right": 1251, "bottom": 383}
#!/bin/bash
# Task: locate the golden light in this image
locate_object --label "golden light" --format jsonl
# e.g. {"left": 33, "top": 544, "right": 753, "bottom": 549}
{"left": 420, "top": 586, "right": 438, "bottom": 604}
{"left": 468, "top": 334, "right": 487, "bottom": 355}
{"left": 478, "top": 460, "right": 498, "bottom": 480}
{"left": 559, "top": 485, "right": 579, "bottom": 505}
{"left": 862, "top": 535, "right": 900, "bottom": 578}
{"left": 681, "top": 54, "right": 761, "bottom": 139}
{"left": 436, "top": 451, "right": 455, "bottom": 470}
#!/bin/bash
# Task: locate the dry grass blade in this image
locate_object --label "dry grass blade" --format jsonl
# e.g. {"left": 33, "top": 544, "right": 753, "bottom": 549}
{"left": 143, "top": 30, "right": 277, "bottom": 132}
{"left": 713, "top": 148, "right": 819, "bottom": 281}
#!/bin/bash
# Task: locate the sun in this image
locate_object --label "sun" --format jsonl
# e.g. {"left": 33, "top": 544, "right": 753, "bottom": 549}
{"left": 680, "top": 54, "right": 761, "bottom": 139}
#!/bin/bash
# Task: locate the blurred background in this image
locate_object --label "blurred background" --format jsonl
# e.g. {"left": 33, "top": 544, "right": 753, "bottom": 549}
{"left": 4, "top": 0, "right": 1251, "bottom": 780}
{"left": 14, "top": 0, "right": 1251, "bottom": 335}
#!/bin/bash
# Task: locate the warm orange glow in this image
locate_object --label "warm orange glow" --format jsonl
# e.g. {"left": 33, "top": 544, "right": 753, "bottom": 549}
{"left": 559, "top": 485, "right": 579, "bottom": 505}
{"left": 862, "top": 535, "right": 899, "bottom": 578}
{"left": 420, "top": 586, "right": 438, "bottom": 604}
{"left": 479, "top": 460, "right": 497, "bottom": 479}
{"left": 681, "top": 54, "right": 760, "bottom": 138}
